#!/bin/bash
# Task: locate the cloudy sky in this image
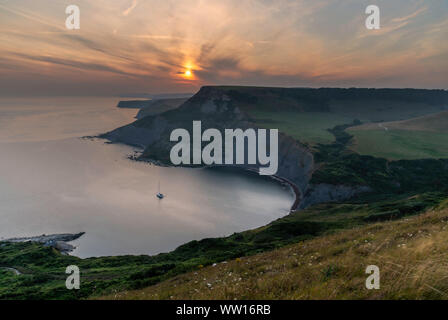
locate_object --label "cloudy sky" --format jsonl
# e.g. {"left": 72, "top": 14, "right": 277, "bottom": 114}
{"left": 0, "top": 0, "right": 447, "bottom": 96}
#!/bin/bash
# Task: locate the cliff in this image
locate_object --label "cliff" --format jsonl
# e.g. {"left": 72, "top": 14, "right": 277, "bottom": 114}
{"left": 103, "top": 87, "right": 316, "bottom": 201}
{"left": 135, "top": 98, "right": 188, "bottom": 119}
{"left": 117, "top": 100, "right": 153, "bottom": 109}
{"left": 102, "top": 86, "right": 448, "bottom": 208}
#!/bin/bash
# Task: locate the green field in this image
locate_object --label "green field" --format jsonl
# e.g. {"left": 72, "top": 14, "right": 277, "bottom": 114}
{"left": 248, "top": 111, "right": 353, "bottom": 145}
{"left": 345, "top": 110, "right": 448, "bottom": 160}
{"left": 349, "top": 128, "right": 448, "bottom": 160}
{"left": 328, "top": 100, "right": 447, "bottom": 122}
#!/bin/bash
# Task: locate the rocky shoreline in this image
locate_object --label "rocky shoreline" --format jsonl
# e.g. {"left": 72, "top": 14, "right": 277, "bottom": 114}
{"left": 3, "top": 232, "right": 85, "bottom": 255}
{"left": 272, "top": 175, "right": 302, "bottom": 212}
{"left": 235, "top": 166, "right": 301, "bottom": 212}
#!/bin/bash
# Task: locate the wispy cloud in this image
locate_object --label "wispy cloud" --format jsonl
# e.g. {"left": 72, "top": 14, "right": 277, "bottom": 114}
{"left": 13, "top": 53, "right": 134, "bottom": 77}
{"left": 357, "top": 5, "right": 428, "bottom": 38}
{"left": 123, "top": 0, "right": 138, "bottom": 17}
{"left": 0, "top": 2, "right": 63, "bottom": 31}
{"left": 0, "top": 0, "right": 447, "bottom": 96}
{"left": 391, "top": 6, "right": 427, "bottom": 24}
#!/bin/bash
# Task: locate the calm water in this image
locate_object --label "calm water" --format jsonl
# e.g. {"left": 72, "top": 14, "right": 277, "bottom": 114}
{"left": 0, "top": 97, "right": 293, "bottom": 257}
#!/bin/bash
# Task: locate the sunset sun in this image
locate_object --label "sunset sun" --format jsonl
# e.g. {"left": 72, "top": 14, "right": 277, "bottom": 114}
{"left": 184, "top": 70, "right": 192, "bottom": 77}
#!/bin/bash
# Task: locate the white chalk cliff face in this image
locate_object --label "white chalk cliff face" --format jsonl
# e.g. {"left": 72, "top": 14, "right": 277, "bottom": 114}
{"left": 102, "top": 87, "right": 368, "bottom": 209}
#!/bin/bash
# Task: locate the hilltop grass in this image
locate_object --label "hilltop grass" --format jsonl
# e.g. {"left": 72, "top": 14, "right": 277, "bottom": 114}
{"left": 352, "top": 110, "right": 448, "bottom": 133}
{"left": 247, "top": 111, "right": 353, "bottom": 145}
{"left": 348, "top": 128, "right": 448, "bottom": 160}
{"left": 346, "top": 110, "right": 448, "bottom": 160}
{"left": 327, "top": 99, "right": 446, "bottom": 122}
{"left": 104, "top": 200, "right": 448, "bottom": 300}
{"left": 307, "top": 121, "right": 448, "bottom": 192}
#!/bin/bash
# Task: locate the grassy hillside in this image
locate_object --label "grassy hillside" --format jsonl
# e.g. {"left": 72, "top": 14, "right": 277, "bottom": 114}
{"left": 211, "top": 87, "right": 448, "bottom": 147}
{"left": 104, "top": 200, "right": 448, "bottom": 300}
{"left": 108, "top": 86, "right": 448, "bottom": 159}
{"left": 348, "top": 130, "right": 448, "bottom": 160}
{"left": 247, "top": 111, "right": 352, "bottom": 145}
{"left": 348, "top": 111, "right": 448, "bottom": 160}
{"left": 2, "top": 191, "right": 445, "bottom": 299}
{"left": 353, "top": 111, "right": 448, "bottom": 133}
{"left": 328, "top": 99, "right": 447, "bottom": 122}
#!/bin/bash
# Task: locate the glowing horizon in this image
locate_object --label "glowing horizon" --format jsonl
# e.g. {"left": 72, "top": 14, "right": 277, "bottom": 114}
{"left": 0, "top": 0, "right": 447, "bottom": 96}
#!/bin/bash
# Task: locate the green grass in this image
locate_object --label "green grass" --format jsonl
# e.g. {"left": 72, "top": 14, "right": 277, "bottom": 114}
{"left": 1, "top": 190, "right": 446, "bottom": 299}
{"left": 348, "top": 129, "right": 448, "bottom": 160}
{"left": 248, "top": 111, "right": 353, "bottom": 145}
{"left": 328, "top": 100, "right": 447, "bottom": 122}
{"left": 104, "top": 200, "right": 448, "bottom": 300}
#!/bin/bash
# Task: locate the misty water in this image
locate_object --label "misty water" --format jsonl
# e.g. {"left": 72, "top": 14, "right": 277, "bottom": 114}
{"left": 0, "top": 97, "right": 293, "bottom": 258}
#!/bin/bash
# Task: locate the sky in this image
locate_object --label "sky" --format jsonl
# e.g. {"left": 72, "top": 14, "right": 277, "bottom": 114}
{"left": 0, "top": 0, "right": 447, "bottom": 96}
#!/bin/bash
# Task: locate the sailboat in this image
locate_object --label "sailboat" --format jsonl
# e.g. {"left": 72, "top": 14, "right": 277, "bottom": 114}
{"left": 156, "top": 181, "right": 164, "bottom": 199}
